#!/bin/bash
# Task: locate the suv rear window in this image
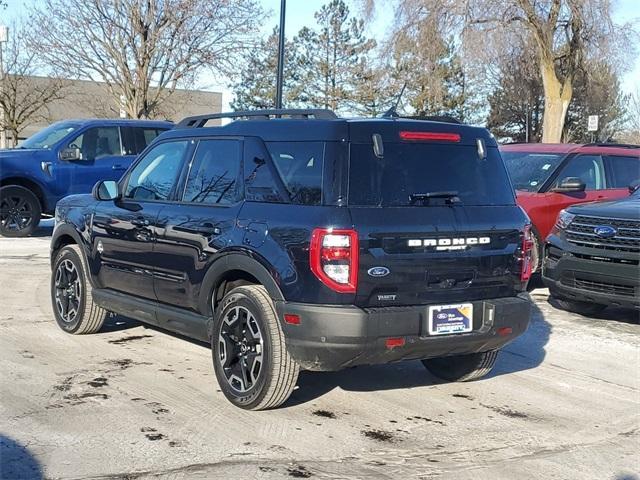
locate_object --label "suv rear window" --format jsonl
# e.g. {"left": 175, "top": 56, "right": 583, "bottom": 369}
{"left": 349, "top": 143, "right": 515, "bottom": 207}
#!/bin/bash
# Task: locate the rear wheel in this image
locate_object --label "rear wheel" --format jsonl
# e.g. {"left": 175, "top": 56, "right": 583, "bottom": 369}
{"left": 422, "top": 350, "right": 498, "bottom": 382}
{"left": 51, "top": 244, "right": 107, "bottom": 334}
{"left": 556, "top": 299, "right": 607, "bottom": 316}
{"left": 0, "top": 185, "right": 41, "bottom": 237}
{"left": 211, "top": 285, "right": 299, "bottom": 410}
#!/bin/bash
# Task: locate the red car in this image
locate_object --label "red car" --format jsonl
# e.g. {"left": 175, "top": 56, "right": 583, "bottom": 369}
{"left": 500, "top": 143, "right": 640, "bottom": 271}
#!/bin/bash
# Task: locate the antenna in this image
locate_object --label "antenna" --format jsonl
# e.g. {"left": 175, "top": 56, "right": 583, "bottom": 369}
{"left": 381, "top": 82, "right": 407, "bottom": 118}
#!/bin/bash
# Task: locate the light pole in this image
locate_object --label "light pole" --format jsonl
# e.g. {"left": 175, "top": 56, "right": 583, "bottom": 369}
{"left": 275, "top": 0, "right": 286, "bottom": 109}
{"left": 0, "top": 25, "right": 8, "bottom": 149}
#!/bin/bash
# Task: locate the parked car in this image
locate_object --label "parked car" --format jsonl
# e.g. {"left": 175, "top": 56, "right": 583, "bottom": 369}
{"left": 542, "top": 183, "right": 640, "bottom": 315}
{"left": 0, "top": 118, "right": 172, "bottom": 237}
{"left": 500, "top": 143, "right": 640, "bottom": 271}
{"left": 50, "top": 109, "right": 533, "bottom": 410}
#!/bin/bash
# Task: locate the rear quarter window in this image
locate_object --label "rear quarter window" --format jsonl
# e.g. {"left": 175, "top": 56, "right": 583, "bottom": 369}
{"left": 348, "top": 143, "right": 515, "bottom": 207}
{"left": 266, "top": 141, "right": 324, "bottom": 206}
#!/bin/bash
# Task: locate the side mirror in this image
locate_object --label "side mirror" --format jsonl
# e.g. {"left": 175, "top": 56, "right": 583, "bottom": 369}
{"left": 92, "top": 180, "right": 120, "bottom": 201}
{"left": 553, "top": 177, "right": 586, "bottom": 193}
{"left": 629, "top": 180, "right": 640, "bottom": 194}
{"left": 59, "top": 147, "right": 82, "bottom": 162}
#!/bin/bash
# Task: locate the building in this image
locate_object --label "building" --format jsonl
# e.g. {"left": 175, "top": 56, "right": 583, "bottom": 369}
{"left": 5, "top": 76, "right": 222, "bottom": 144}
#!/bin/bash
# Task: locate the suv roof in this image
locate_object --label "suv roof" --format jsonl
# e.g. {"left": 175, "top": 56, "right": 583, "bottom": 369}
{"left": 159, "top": 109, "right": 496, "bottom": 145}
{"left": 500, "top": 142, "right": 639, "bottom": 156}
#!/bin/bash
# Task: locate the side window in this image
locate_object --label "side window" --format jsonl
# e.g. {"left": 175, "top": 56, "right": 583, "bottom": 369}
{"left": 244, "top": 138, "right": 286, "bottom": 203}
{"left": 121, "top": 127, "right": 167, "bottom": 155}
{"left": 266, "top": 141, "right": 324, "bottom": 205}
{"left": 182, "top": 140, "right": 242, "bottom": 205}
{"left": 124, "top": 141, "right": 188, "bottom": 201}
{"left": 554, "top": 154, "right": 606, "bottom": 190}
{"left": 68, "top": 127, "right": 121, "bottom": 160}
{"left": 606, "top": 155, "right": 640, "bottom": 188}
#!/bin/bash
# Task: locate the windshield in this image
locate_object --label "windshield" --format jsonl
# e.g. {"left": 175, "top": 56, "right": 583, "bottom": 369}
{"left": 349, "top": 143, "right": 515, "bottom": 207}
{"left": 20, "top": 123, "right": 80, "bottom": 149}
{"left": 501, "top": 151, "right": 565, "bottom": 192}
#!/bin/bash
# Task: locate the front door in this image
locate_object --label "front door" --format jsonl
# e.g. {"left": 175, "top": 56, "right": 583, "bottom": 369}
{"left": 90, "top": 139, "right": 190, "bottom": 300}
{"left": 55, "top": 126, "right": 133, "bottom": 198}
{"left": 153, "top": 138, "right": 244, "bottom": 311}
{"left": 538, "top": 154, "right": 609, "bottom": 237}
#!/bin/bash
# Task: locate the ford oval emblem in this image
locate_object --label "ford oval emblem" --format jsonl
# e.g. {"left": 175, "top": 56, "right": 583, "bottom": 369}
{"left": 593, "top": 225, "right": 617, "bottom": 238}
{"left": 368, "top": 266, "right": 390, "bottom": 277}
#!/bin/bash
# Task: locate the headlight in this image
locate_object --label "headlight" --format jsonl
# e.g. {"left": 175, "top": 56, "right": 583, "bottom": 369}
{"left": 554, "top": 209, "right": 575, "bottom": 231}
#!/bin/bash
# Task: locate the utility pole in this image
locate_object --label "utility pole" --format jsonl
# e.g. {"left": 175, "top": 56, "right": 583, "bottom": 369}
{"left": 0, "top": 25, "right": 8, "bottom": 149}
{"left": 275, "top": 0, "right": 286, "bottom": 109}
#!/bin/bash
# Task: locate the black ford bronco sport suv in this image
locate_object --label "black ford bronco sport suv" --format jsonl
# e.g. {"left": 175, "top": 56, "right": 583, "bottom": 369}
{"left": 50, "top": 109, "right": 533, "bottom": 410}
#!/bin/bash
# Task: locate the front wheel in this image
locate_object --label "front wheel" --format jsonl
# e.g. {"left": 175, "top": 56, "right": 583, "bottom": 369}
{"left": 0, "top": 185, "right": 41, "bottom": 237}
{"left": 51, "top": 245, "right": 107, "bottom": 334}
{"left": 422, "top": 350, "right": 498, "bottom": 382}
{"left": 211, "top": 285, "right": 299, "bottom": 410}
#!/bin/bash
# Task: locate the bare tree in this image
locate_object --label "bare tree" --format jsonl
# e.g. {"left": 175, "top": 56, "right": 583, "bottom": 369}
{"left": 363, "top": 0, "right": 635, "bottom": 142}
{"left": 0, "top": 25, "right": 67, "bottom": 146}
{"left": 28, "top": 0, "right": 264, "bottom": 119}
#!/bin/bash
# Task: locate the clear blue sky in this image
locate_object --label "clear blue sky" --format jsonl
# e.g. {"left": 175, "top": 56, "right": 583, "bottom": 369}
{"left": 2, "top": 0, "right": 639, "bottom": 108}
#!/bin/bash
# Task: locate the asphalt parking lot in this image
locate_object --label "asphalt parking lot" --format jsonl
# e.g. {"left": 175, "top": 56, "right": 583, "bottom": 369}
{"left": 1, "top": 223, "right": 638, "bottom": 480}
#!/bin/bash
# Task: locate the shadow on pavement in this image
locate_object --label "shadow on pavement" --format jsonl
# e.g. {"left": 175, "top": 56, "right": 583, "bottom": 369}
{"left": 547, "top": 296, "right": 639, "bottom": 324}
{"left": 0, "top": 434, "right": 43, "bottom": 480}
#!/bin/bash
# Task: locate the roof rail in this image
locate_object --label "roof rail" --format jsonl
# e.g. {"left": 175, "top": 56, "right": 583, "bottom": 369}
{"left": 582, "top": 142, "right": 639, "bottom": 149}
{"left": 403, "top": 115, "right": 462, "bottom": 124}
{"left": 177, "top": 109, "right": 339, "bottom": 129}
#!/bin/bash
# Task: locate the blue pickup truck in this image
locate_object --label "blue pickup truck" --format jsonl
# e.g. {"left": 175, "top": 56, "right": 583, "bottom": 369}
{"left": 0, "top": 118, "right": 172, "bottom": 236}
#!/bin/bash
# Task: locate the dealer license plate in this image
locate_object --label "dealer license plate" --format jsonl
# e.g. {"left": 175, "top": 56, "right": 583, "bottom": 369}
{"left": 428, "top": 303, "right": 473, "bottom": 335}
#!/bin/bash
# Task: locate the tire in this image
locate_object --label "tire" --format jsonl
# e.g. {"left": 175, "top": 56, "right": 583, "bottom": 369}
{"left": 0, "top": 185, "right": 41, "bottom": 237}
{"left": 211, "top": 285, "right": 299, "bottom": 410}
{"left": 422, "top": 350, "right": 499, "bottom": 382}
{"left": 556, "top": 299, "right": 607, "bottom": 316}
{"left": 51, "top": 244, "right": 107, "bottom": 334}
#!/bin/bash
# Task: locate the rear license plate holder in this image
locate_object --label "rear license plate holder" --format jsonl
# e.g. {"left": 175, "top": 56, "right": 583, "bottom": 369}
{"left": 427, "top": 303, "right": 473, "bottom": 335}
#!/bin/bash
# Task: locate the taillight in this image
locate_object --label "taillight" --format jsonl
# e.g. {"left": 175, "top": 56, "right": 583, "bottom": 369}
{"left": 310, "top": 228, "right": 359, "bottom": 293}
{"left": 520, "top": 225, "right": 534, "bottom": 282}
{"left": 399, "top": 131, "right": 461, "bottom": 142}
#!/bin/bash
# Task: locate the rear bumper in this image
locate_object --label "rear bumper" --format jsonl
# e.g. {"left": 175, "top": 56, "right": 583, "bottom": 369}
{"left": 275, "top": 294, "right": 532, "bottom": 371}
{"left": 542, "top": 243, "right": 640, "bottom": 310}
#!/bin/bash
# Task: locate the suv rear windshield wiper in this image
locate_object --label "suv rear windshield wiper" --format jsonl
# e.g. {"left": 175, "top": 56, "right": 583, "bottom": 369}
{"left": 409, "top": 191, "right": 461, "bottom": 205}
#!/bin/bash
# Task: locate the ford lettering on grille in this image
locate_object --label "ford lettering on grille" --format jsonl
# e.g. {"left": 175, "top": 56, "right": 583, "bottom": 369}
{"left": 408, "top": 237, "right": 490, "bottom": 251}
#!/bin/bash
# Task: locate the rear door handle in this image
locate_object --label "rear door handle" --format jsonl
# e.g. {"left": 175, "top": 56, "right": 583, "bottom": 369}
{"left": 177, "top": 223, "right": 221, "bottom": 235}
{"left": 112, "top": 164, "right": 127, "bottom": 171}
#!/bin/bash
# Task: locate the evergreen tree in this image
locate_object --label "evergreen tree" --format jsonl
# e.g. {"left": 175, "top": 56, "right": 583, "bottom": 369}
{"left": 231, "top": 28, "right": 305, "bottom": 111}
{"left": 296, "top": 0, "right": 376, "bottom": 114}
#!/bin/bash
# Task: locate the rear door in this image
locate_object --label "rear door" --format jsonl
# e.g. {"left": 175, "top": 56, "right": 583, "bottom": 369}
{"left": 153, "top": 138, "right": 244, "bottom": 311}
{"left": 605, "top": 154, "right": 640, "bottom": 192}
{"left": 347, "top": 140, "right": 526, "bottom": 308}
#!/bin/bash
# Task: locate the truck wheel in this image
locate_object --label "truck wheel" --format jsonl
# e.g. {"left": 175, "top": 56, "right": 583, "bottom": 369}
{"left": 422, "top": 350, "right": 498, "bottom": 382}
{"left": 51, "top": 244, "right": 107, "bottom": 334}
{"left": 0, "top": 185, "right": 41, "bottom": 237}
{"left": 212, "top": 285, "right": 299, "bottom": 410}
{"left": 556, "top": 299, "right": 607, "bottom": 316}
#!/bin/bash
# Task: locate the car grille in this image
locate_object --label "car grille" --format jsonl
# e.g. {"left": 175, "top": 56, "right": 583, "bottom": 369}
{"left": 566, "top": 215, "right": 640, "bottom": 253}
{"left": 561, "top": 277, "right": 637, "bottom": 297}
